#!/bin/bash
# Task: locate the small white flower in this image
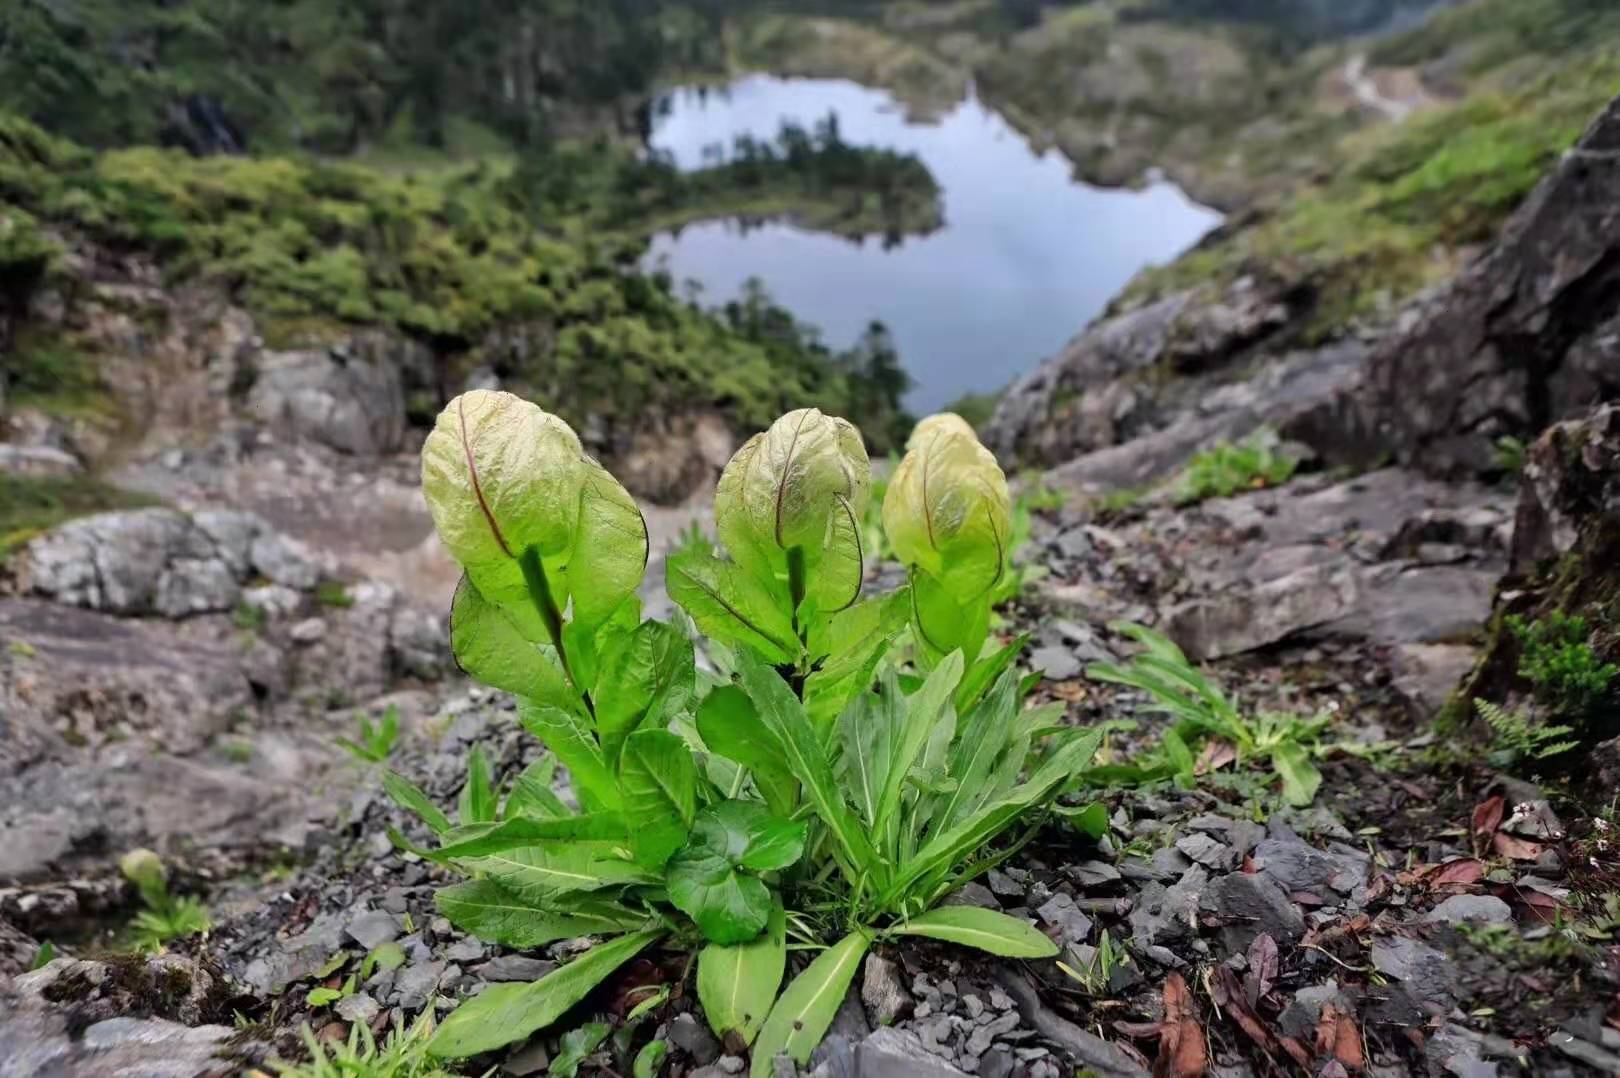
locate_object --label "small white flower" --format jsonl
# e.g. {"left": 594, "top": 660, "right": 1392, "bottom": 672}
{"left": 1594, "top": 817, "right": 1611, "bottom": 833}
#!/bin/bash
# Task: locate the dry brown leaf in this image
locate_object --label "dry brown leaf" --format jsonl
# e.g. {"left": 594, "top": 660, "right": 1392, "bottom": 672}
{"left": 1316, "top": 1003, "right": 1365, "bottom": 1071}
{"left": 1472, "top": 796, "right": 1505, "bottom": 847}
{"left": 1492, "top": 833, "right": 1543, "bottom": 861}
{"left": 1247, "top": 934, "right": 1279, "bottom": 1005}
{"left": 1157, "top": 973, "right": 1208, "bottom": 1078}
{"left": 1430, "top": 859, "right": 1486, "bottom": 889}
{"left": 1196, "top": 741, "right": 1237, "bottom": 775}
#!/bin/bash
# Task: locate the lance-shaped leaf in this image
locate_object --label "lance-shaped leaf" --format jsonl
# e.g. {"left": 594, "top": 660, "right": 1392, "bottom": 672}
{"left": 421, "top": 390, "right": 586, "bottom": 633}
{"left": 713, "top": 409, "right": 870, "bottom": 606}
{"left": 750, "top": 931, "right": 870, "bottom": 1078}
{"left": 882, "top": 413, "right": 1011, "bottom": 604}
{"left": 435, "top": 880, "right": 648, "bottom": 948}
{"left": 698, "top": 902, "right": 786, "bottom": 1045}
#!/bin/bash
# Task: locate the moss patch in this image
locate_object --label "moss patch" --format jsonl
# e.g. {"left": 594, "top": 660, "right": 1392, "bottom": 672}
{"left": 0, "top": 475, "right": 159, "bottom": 563}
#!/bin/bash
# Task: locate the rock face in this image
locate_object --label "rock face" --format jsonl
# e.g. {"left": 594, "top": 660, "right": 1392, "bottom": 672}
{"left": 247, "top": 340, "right": 412, "bottom": 456}
{"left": 8, "top": 508, "right": 320, "bottom": 617}
{"left": 1445, "top": 402, "right": 1620, "bottom": 752}
{"left": 1293, "top": 94, "right": 1620, "bottom": 477}
{"left": 984, "top": 275, "right": 1303, "bottom": 471}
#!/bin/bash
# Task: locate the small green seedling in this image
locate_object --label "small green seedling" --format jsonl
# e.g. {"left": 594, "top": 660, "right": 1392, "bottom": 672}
{"left": 270, "top": 1011, "right": 454, "bottom": 1078}
{"left": 121, "top": 848, "right": 211, "bottom": 953}
{"left": 1174, "top": 428, "right": 1297, "bottom": 504}
{"left": 1087, "top": 623, "right": 1327, "bottom": 806}
{"left": 338, "top": 705, "right": 401, "bottom": 764}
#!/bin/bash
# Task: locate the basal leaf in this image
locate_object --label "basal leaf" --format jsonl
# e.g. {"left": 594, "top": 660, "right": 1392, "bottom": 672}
{"left": 803, "top": 590, "right": 909, "bottom": 730}
{"left": 697, "top": 902, "right": 786, "bottom": 1046}
{"left": 458, "top": 745, "right": 497, "bottom": 825}
{"left": 381, "top": 771, "right": 451, "bottom": 836}
{"left": 518, "top": 703, "right": 621, "bottom": 813}
{"left": 734, "top": 651, "right": 876, "bottom": 881}
{"left": 1272, "top": 740, "right": 1322, "bottom": 807}
{"left": 880, "top": 728, "right": 1102, "bottom": 907}
{"left": 750, "top": 931, "right": 870, "bottom": 1078}
{"left": 506, "top": 756, "right": 567, "bottom": 819}
{"left": 666, "top": 548, "right": 798, "bottom": 664}
{"left": 872, "top": 651, "right": 963, "bottom": 840}
{"left": 666, "top": 847, "right": 771, "bottom": 945}
{"left": 436, "top": 880, "right": 648, "bottom": 948}
{"left": 475, "top": 842, "right": 653, "bottom": 903}
{"left": 595, "top": 621, "right": 695, "bottom": 766}
{"left": 890, "top": 907, "right": 1057, "bottom": 958}
{"left": 431, "top": 813, "right": 628, "bottom": 860}
{"left": 955, "top": 633, "right": 1029, "bottom": 715}
{"left": 619, "top": 729, "right": 698, "bottom": 869}
{"left": 428, "top": 929, "right": 663, "bottom": 1058}
{"left": 695, "top": 686, "right": 797, "bottom": 818}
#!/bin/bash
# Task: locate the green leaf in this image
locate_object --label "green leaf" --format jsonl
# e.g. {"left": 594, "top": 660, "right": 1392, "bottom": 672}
{"left": 505, "top": 756, "right": 567, "bottom": 818}
{"left": 955, "top": 634, "right": 1029, "bottom": 715}
{"left": 910, "top": 569, "right": 990, "bottom": 667}
{"left": 552, "top": 1021, "right": 611, "bottom": 1078}
{"left": 696, "top": 686, "right": 796, "bottom": 818}
{"left": 436, "top": 880, "right": 648, "bottom": 948}
{"left": 428, "top": 929, "right": 663, "bottom": 1058}
{"left": 666, "top": 803, "right": 801, "bottom": 945}
{"left": 381, "top": 771, "right": 451, "bottom": 836}
{"left": 518, "top": 703, "right": 621, "bottom": 813}
{"left": 750, "top": 931, "right": 870, "bottom": 1078}
{"left": 430, "top": 813, "right": 628, "bottom": 860}
{"left": 890, "top": 907, "right": 1057, "bottom": 958}
{"left": 872, "top": 651, "right": 963, "bottom": 839}
{"left": 697, "top": 903, "right": 786, "bottom": 1046}
{"left": 1058, "top": 802, "right": 1109, "bottom": 841}
{"left": 803, "top": 590, "right": 909, "bottom": 730}
{"left": 458, "top": 745, "right": 497, "bottom": 825}
{"left": 449, "top": 575, "right": 576, "bottom": 708}
{"left": 421, "top": 392, "right": 586, "bottom": 640}
{"left": 564, "top": 458, "right": 648, "bottom": 633}
{"left": 880, "top": 728, "right": 1102, "bottom": 907}
{"left": 634, "top": 1039, "right": 669, "bottom": 1078}
{"left": 595, "top": 620, "right": 696, "bottom": 765}
{"left": 619, "top": 729, "right": 698, "bottom": 869}
{"left": 1271, "top": 740, "right": 1322, "bottom": 807}
{"left": 666, "top": 548, "right": 798, "bottom": 664}
{"left": 360, "top": 941, "right": 406, "bottom": 978}
{"left": 734, "top": 651, "right": 876, "bottom": 881}
{"left": 475, "top": 843, "right": 654, "bottom": 903}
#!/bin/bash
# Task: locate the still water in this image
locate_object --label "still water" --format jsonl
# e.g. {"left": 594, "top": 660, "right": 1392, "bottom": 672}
{"left": 646, "top": 76, "right": 1222, "bottom": 413}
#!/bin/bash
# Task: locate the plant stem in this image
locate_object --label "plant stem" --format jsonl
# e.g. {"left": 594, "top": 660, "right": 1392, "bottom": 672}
{"left": 786, "top": 545, "right": 807, "bottom": 640}
{"left": 518, "top": 544, "right": 576, "bottom": 689}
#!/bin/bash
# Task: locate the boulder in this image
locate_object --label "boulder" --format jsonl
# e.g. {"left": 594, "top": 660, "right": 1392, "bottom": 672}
{"left": 1294, "top": 93, "right": 1620, "bottom": 477}
{"left": 247, "top": 344, "right": 407, "bottom": 457}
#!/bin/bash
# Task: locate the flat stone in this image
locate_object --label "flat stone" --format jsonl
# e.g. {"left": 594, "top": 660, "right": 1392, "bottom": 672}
{"left": 1370, "top": 938, "right": 1454, "bottom": 1013}
{"left": 1200, "top": 872, "right": 1305, "bottom": 951}
{"left": 346, "top": 909, "right": 401, "bottom": 950}
{"left": 1030, "top": 645, "right": 1082, "bottom": 682}
{"left": 290, "top": 617, "right": 328, "bottom": 644}
{"left": 856, "top": 1028, "right": 970, "bottom": 1078}
{"left": 1175, "top": 833, "right": 1235, "bottom": 870}
{"left": 475, "top": 955, "right": 557, "bottom": 983}
{"left": 1036, "top": 894, "right": 1092, "bottom": 945}
{"left": 670, "top": 1013, "right": 721, "bottom": 1066}
{"left": 1251, "top": 836, "right": 1368, "bottom": 897}
{"left": 335, "top": 992, "right": 380, "bottom": 1023}
{"left": 1424, "top": 895, "right": 1513, "bottom": 926}
{"left": 393, "top": 960, "right": 446, "bottom": 1011}
{"left": 862, "top": 954, "right": 912, "bottom": 1026}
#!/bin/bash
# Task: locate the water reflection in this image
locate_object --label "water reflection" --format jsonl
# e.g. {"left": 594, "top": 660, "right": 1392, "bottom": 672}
{"left": 648, "top": 76, "right": 1222, "bottom": 412}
